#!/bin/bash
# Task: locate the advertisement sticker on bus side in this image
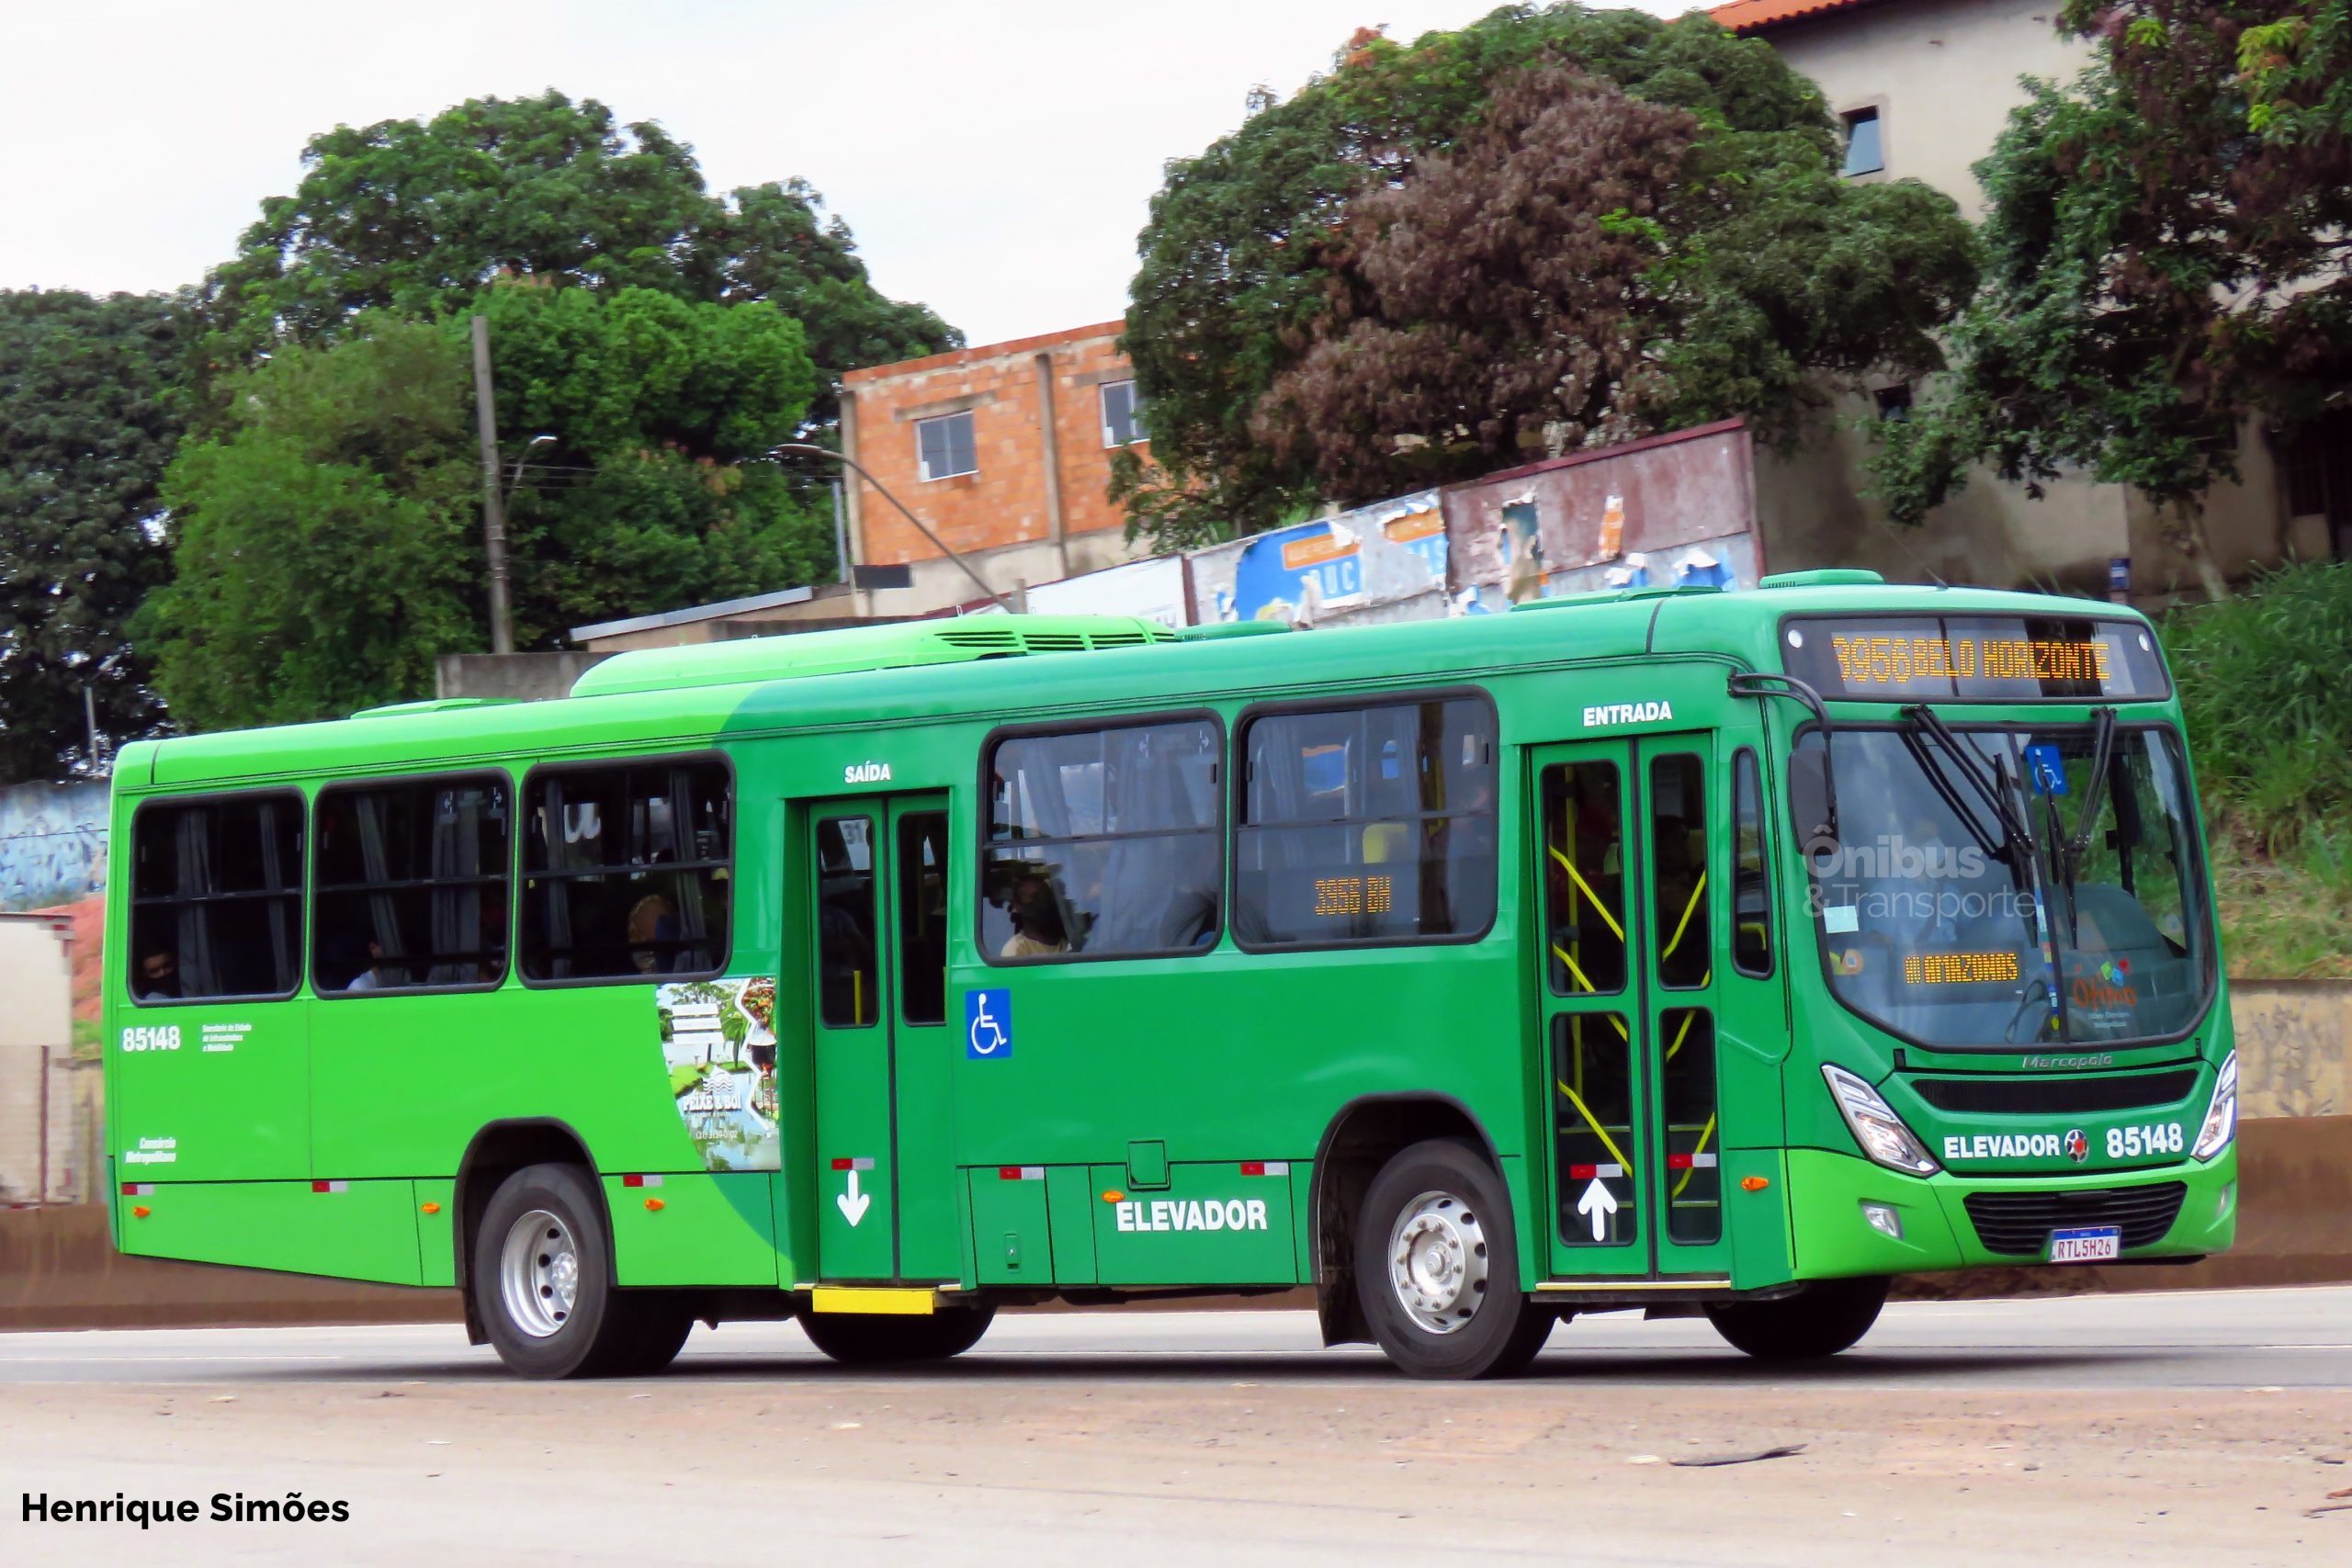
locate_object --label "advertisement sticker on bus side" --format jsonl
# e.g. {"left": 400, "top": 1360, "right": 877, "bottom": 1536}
{"left": 656, "top": 977, "right": 781, "bottom": 1171}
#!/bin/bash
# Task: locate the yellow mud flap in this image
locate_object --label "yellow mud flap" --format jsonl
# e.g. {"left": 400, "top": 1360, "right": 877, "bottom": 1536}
{"left": 808, "top": 1286, "right": 937, "bottom": 1315}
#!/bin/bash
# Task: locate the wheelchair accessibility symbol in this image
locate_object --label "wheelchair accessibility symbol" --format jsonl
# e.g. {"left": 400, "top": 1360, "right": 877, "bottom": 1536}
{"left": 966, "top": 988, "right": 1012, "bottom": 1060}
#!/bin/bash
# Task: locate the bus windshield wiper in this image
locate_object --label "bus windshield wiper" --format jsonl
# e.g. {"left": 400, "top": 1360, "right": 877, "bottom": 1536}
{"left": 1896, "top": 726, "right": 2006, "bottom": 863}
{"left": 1898, "top": 705, "right": 2036, "bottom": 872}
{"left": 2065, "top": 706, "right": 2118, "bottom": 873}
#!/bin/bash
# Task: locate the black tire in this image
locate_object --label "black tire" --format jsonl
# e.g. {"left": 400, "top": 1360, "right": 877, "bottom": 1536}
{"left": 1353, "top": 1137, "right": 1555, "bottom": 1380}
{"left": 796, "top": 1302, "right": 997, "bottom": 1365}
{"left": 1704, "top": 1276, "right": 1889, "bottom": 1360}
{"left": 471, "top": 1163, "right": 646, "bottom": 1379}
{"left": 611, "top": 1297, "right": 696, "bottom": 1376}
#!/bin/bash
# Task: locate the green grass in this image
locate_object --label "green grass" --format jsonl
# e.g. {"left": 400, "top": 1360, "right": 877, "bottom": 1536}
{"left": 2161, "top": 561, "right": 2352, "bottom": 978}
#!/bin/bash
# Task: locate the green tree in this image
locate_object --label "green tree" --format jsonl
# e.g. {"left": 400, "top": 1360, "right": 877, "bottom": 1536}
{"left": 149, "top": 288, "right": 829, "bottom": 726}
{"left": 0, "top": 288, "right": 191, "bottom": 780}
{"left": 1119, "top": 8, "right": 1976, "bottom": 546}
{"left": 1871, "top": 2, "right": 2352, "bottom": 600}
{"left": 203, "top": 92, "right": 956, "bottom": 421}
{"left": 2237, "top": 0, "right": 2351, "bottom": 142}
{"left": 145, "top": 319, "right": 479, "bottom": 730}
{"left": 479, "top": 282, "right": 829, "bottom": 644}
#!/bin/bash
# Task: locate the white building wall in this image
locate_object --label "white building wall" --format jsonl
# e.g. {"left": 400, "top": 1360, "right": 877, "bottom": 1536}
{"left": 1745, "top": 0, "right": 2293, "bottom": 594}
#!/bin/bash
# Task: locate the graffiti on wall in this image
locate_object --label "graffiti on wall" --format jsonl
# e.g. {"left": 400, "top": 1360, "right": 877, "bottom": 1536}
{"left": 1441, "top": 418, "right": 1761, "bottom": 613}
{"left": 1191, "top": 491, "right": 1448, "bottom": 629}
{"left": 0, "top": 782, "right": 109, "bottom": 911}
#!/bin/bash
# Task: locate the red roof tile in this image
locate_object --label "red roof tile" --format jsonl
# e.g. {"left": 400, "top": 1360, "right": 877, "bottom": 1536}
{"left": 1708, "top": 0, "right": 1888, "bottom": 35}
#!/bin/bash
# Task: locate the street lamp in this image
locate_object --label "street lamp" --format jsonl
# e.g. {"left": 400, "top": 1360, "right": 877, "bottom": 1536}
{"left": 769, "top": 443, "right": 1012, "bottom": 614}
{"left": 506, "top": 434, "right": 557, "bottom": 510}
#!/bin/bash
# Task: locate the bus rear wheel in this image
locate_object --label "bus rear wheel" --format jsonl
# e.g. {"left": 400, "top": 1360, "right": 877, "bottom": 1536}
{"left": 1354, "top": 1138, "right": 1555, "bottom": 1380}
{"left": 473, "top": 1162, "right": 660, "bottom": 1379}
{"left": 1704, "top": 1277, "right": 1889, "bottom": 1360}
{"left": 796, "top": 1303, "right": 996, "bottom": 1365}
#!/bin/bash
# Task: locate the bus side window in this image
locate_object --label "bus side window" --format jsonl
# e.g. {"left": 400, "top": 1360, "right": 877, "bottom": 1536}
{"left": 897, "top": 812, "right": 949, "bottom": 1025}
{"left": 1732, "top": 748, "right": 1772, "bottom": 978}
{"left": 522, "top": 760, "right": 731, "bottom": 984}
{"left": 980, "top": 718, "right": 1223, "bottom": 963}
{"left": 1233, "top": 696, "right": 1497, "bottom": 948}
{"left": 313, "top": 774, "right": 511, "bottom": 994}
{"left": 129, "top": 793, "right": 304, "bottom": 1003}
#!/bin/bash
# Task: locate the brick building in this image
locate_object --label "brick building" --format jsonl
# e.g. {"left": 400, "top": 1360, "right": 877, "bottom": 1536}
{"left": 839, "top": 321, "right": 1154, "bottom": 617}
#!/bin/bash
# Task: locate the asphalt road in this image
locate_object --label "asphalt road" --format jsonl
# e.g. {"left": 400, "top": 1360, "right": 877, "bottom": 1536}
{"left": 3, "top": 1289, "right": 2347, "bottom": 1565}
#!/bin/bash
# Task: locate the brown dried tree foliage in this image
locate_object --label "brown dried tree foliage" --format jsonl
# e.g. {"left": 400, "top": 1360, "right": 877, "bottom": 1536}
{"left": 1256, "top": 64, "right": 1695, "bottom": 498}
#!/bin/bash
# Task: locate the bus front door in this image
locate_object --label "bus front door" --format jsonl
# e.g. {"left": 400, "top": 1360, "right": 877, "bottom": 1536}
{"left": 804, "top": 795, "right": 956, "bottom": 1285}
{"left": 1532, "top": 736, "right": 1734, "bottom": 1283}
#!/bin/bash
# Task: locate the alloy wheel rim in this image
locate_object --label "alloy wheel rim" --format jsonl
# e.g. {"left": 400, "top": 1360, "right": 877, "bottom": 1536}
{"left": 499, "top": 1208, "right": 580, "bottom": 1339}
{"left": 1387, "top": 1189, "right": 1490, "bottom": 1335}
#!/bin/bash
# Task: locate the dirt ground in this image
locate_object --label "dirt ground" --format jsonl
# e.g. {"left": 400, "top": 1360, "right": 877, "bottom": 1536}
{"left": 3, "top": 1363, "right": 2346, "bottom": 1564}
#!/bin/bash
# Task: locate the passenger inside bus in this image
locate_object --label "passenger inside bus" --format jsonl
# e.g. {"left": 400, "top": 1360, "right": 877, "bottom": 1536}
{"left": 137, "top": 948, "right": 179, "bottom": 1000}
{"left": 1000, "top": 873, "right": 1069, "bottom": 959}
{"left": 628, "top": 892, "right": 679, "bottom": 975}
{"left": 345, "top": 938, "right": 401, "bottom": 991}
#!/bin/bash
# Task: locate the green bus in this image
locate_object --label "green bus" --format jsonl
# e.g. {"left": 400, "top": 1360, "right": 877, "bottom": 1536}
{"left": 102, "top": 571, "right": 2239, "bottom": 1379}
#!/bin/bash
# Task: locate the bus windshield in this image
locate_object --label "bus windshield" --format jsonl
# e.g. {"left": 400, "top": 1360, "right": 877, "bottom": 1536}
{"left": 1793, "top": 722, "right": 2211, "bottom": 1049}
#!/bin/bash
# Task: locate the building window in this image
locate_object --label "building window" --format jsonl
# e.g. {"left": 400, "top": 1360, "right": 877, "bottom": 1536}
{"left": 522, "top": 761, "right": 731, "bottom": 983}
{"left": 982, "top": 718, "right": 1223, "bottom": 962}
{"left": 314, "top": 775, "right": 512, "bottom": 994}
{"left": 129, "top": 793, "right": 304, "bottom": 1003}
{"left": 1233, "top": 695, "right": 1498, "bottom": 949}
{"left": 1842, "top": 107, "right": 1885, "bottom": 176}
{"left": 1874, "top": 383, "right": 1913, "bottom": 422}
{"left": 2279, "top": 408, "right": 2352, "bottom": 558}
{"left": 1101, "top": 380, "right": 1144, "bottom": 447}
{"left": 917, "top": 410, "right": 977, "bottom": 480}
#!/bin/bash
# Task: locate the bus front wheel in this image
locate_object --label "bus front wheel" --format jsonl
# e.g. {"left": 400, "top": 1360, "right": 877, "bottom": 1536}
{"left": 1354, "top": 1138, "right": 1555, "bottom": 1380}
{"left": 1704, "top": 1277, "right": 1889, "bottom": 1360}
{"left": 796, "top": 1303, "right": 997, "bottom": 1365}
{"left": 473, "top": 1162, "right": 668, "bottom": 1379}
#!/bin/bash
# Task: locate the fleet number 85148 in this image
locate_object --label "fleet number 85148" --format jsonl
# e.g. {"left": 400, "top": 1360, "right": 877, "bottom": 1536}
{"left": 2108, "top": 1122, "right": 2183, "bottom": 1159}
{"left": 119, "top": 1025, "right": 183, "bottom": 1052}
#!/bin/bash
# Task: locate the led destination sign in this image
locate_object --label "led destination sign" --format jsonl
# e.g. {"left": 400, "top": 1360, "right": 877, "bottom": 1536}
{"left": 1781, "top": 615, "right": 2170, "bottom": 703}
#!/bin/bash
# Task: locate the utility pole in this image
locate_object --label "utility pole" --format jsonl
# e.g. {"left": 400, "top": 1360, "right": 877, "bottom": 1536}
{"left": 469, "top": 314, "right": 515, "bottom": 656}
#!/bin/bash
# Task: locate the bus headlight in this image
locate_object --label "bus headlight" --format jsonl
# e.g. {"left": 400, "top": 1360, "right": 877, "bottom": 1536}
{"left": 1823, "top": 1064, "right": 1939, "bottom": 1177}
{"left": 2192, "top": 1053, "right": 2238, "bottom": 1162}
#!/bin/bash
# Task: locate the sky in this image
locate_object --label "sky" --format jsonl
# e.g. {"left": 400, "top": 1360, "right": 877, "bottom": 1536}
{"left": 0, "top": 0, "right": 1693, "bottom": 347}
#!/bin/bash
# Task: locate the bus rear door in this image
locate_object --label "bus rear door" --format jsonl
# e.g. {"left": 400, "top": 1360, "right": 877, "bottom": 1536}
{"left": 1531, "top": 735, "right": 1734, "bottom": 1284}
{"left": 803, "top": 795, "right": 956, "bottom": 1285}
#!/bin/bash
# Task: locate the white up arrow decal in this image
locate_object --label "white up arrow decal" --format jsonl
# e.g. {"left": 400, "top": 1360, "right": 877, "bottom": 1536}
{"left": 837, "top": 1168, "right": 871, "bottom": 1226}
{"left": 1576, "top": 1178, "right": 1619, "bottom": 1243}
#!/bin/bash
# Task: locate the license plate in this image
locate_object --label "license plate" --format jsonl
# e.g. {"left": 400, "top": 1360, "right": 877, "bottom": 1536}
{"left": 2048, "top": 1225, "right": 2121, "bottom": 1263}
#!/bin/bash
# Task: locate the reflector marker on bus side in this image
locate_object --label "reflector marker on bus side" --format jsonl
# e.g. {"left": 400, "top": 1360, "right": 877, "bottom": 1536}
{"left": 1566, "top": 1163, "right": 1624, "bottom": 1179}
{"left": 1666, "top": 1154, "right": 1720, "bottom": 1170}
{"left": 121, "top": 1183, "right": 154, "bottom": 1197}
{"left": 999, "top": 1166, "right": 1044, "bottom": 1180}
{"left": 830, "top": 1156, "right": 875, "bottom": 1171}
{"left": 1239, "top": 1161, "right": 1289, "bottom": 1177}
{"left": 621, "top": 1174, "right": 666, "bottom": 1188}
{"left": 311, "top": 1180, "right": 348, "bottom": 1194}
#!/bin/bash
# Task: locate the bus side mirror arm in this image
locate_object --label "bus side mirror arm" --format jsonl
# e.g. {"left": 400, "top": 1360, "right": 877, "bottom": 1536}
{"left": 1726, "top": 671, "right": 1840, "bottom": 848}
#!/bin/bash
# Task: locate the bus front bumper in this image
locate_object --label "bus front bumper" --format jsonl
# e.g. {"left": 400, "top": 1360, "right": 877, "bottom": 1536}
{"left": 1783, "top": 1145, "right": 2240, "bottom": 1280}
